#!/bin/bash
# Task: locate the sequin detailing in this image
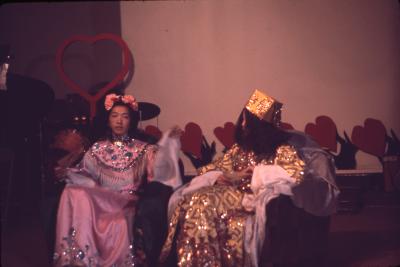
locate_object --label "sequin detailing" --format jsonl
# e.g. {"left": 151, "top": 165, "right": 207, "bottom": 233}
{"left": 197, "top": 144, "right": 256, "bottom": 175}
{"left": 245, "top": 89, "right": 282, "bottom": 122}
{"left": 198, "top": 143, "right": 305, "bottom": 183}
{"left": 274, "top": 145, "right": 305, "bottom": 183}
{"left": 54, "top": 227, "right": 141, "bottom": 267}
{"left": 160, "top": 185, "right": 248, "bottom": 267}
{"left": 91, "top": 138, "right": 151, "bottom": 172}
{"left": 54, "top": 227, "right": 98, "bottom": 266}
{"left": 162, "top": 143, "right": 305, "bottom": 266}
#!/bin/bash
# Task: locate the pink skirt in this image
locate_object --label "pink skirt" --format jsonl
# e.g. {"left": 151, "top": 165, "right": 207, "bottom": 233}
{"left": 53, "top": 185, "right": 137, "bottom": 266}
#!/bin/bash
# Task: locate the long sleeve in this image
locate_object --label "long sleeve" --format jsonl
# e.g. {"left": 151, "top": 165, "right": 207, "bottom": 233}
{"left": 290, "top": 148, "right": 340, "bottom": 216}
{"left": 65, "top": 151, "right": 98, "bottom": 187}
{"left": 284, "top": 130, "right": 340, "bottom": 216}
{"left": 151, "top": 129, "right": 183, "bottom": 190}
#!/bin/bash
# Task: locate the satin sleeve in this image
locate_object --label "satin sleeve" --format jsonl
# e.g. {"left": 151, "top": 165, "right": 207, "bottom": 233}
{"left": 290, "top": 148, "right": 340, "bottom": 216}
{"left": 151, "top": 130, "right": 183, "bottom": 190}
{"left": 65, "top": 151, "right": 98, "bottom": 187}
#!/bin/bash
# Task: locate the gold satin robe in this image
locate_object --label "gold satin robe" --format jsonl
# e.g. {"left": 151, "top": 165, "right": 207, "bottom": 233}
{"left": 160, "top": 143, "right": 305, "bottom": 267}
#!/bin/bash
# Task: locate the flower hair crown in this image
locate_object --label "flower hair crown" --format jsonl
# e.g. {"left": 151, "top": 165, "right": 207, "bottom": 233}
{"left": 104, "top": 93, "right": 139, "bottom": 111}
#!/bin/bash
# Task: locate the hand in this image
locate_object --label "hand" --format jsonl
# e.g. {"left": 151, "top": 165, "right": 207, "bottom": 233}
{"left": 54, "top": 166, "right": 68, "bottom": 181}
{"left": 217, "top": 167, "right": 253, "bottom": 187}
{"left": 222, "top": 166, "right": 254, "bottom": 180}
{"left": 168, "top": 125, "right": 183, "bottom": 138}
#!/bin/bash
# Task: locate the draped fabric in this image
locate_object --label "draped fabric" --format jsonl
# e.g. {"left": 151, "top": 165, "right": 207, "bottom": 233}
{"left": 54, "top": 134, "right": 182, "bottom": 267}
{"left": 160, "top": 132, "right": 339, "bottom": 267}
{"left": 160, "top": 143, "right": 310, "bottom": 267}
{"left": 54, "top": 185, "right": 137, "bottom": 266}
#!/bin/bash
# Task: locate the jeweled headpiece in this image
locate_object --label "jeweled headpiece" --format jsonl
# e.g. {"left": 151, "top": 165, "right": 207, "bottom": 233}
{"left": 245, "top": 89, "right": 282, "bottom": 123}
{"left": 104, "top": 93, "right": 138, "bottom": 111}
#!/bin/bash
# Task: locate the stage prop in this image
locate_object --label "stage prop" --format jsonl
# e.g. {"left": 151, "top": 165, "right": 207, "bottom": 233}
{"left": 56, "top": 33, "right": 131, "bottom": 120}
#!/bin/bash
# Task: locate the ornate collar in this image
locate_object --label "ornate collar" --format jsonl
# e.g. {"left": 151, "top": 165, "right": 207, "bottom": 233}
{"left": 112, "top": 134, "right": 131, "bottom": 148}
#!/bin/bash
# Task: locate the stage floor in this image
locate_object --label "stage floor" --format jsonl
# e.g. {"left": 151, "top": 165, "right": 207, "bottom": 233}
{"left": 2, "top": 189, "right": 400, "bottom": 267}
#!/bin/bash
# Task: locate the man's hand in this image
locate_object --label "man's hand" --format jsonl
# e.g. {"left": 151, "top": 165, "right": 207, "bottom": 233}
{"left": 54, "top": 149, "right": 85, "bottom": 181}
{"left": 217, "top": 166, "right": 254, "bottom": 185}
{"left": 168, "top": 125, "right": 183, "bottom": 139}
{"left": 54, "top": 166, "right": 68, "bottom": 181}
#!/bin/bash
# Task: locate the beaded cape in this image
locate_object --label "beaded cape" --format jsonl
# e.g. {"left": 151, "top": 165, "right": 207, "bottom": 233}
{"left": 83, "top": 138, "right": 157, "bottom": 192}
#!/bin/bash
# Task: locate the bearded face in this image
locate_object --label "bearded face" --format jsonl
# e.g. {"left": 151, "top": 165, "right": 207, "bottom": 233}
{"left": 234, "top": 109, "right": 258, "bottom": 150}
{"left": 234, "top": 109, "right": 288, "bottom": 155}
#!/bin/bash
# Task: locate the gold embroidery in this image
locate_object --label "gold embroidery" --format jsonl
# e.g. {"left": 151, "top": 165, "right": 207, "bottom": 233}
{"left": 160, "top": 185, "right": 247, "bottom": 266}
{"left": 162, "top": 144, "right": 305, "bottom": 266}
{"left": 274, "top": 145, "right": 305, "bottom": 183}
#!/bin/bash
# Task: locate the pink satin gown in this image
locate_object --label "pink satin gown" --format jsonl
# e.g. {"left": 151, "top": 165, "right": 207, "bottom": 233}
{"left": 53, "top": 138, "right": 156, "bottom": 267}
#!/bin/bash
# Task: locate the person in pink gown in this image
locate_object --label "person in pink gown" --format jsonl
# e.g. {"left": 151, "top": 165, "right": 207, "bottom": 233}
{"left": 53, "top": 94, "right": 182, "bottom": 267}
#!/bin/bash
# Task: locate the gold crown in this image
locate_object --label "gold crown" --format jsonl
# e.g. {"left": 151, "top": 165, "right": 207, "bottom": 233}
{"left": 245, "top": 89, "right": 283, "bottom": 122}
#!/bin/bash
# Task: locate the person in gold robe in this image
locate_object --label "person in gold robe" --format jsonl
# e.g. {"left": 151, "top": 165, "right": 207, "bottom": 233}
{"left": 160, "top": 89, "right": 339, "bottom": 267}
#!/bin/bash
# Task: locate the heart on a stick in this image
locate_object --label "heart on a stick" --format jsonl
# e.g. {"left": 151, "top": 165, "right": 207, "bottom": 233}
{"left": 56, "top": 33, "right": 131, "bottom": 120}
{"left": 180, "top": 122, "right": 203, "bottom": 159}
{"left": 214, "top": 122, "right": 236, "bottom": 149}
{"left": 351, "top": 118, "right": 386, "bottom": 157}
{"left": 305, "top": 115, "right": 337, "bottom": 152}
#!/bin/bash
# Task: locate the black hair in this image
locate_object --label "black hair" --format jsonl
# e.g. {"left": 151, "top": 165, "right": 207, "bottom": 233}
{"left": 92, "top": 100, "right": 139, "bottom": 142}
{"left": 110, "top": 101, "right": 139, "bottom": 135}
{"left": 234, "top": 108, "right": 290, "bottom": 157}
{"left": 92, "top": 100, "right": 158, "bottom": 144}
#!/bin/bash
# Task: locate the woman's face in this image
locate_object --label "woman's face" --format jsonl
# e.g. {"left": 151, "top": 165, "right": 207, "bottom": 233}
{"left": 108, "top": 105, "right": 131, "bottom": 136}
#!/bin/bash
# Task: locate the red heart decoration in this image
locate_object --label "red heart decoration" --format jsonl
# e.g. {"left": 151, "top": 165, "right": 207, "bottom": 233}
{"left": 180, "top": 122, "right": 203, "bottom": 159}
{"left": 305, "top": 115, "right": 337, "bottom": 152}
{"left": 351, "top": 118, "right": 386, "bottom": 157}
{"left": 144, "top": 125, "right": 162, "bottom": 140}
{"left": 56, "top": 33, "right": 131, "bottom": 120}
{"left": 214, "top": 122, "right": 236, "bottom": 149}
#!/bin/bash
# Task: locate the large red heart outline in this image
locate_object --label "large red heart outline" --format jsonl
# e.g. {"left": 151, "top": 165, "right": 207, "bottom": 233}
{"left": 351, "top": 118, "right": 386, "bottom": 157}
{"left": 180, "top": 122, "right": 203, "bottom": 159}
{"left": 56, "top": 33, "right": 131, "bottom": 120}
{"left": 214, "top": 122, "right": 236, "bottom": 149}
{"left": 305, "top": 115, "right": 337, "bottom": 152}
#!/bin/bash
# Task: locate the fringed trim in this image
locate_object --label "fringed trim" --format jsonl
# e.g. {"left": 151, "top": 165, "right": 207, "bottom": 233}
{"left": 97, "top": 144, "right": 152, "bottom": 187}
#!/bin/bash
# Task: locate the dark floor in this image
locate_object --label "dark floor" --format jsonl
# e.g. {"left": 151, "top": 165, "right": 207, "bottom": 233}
{"left": 2, "top": 188, "right": 400, "bottom": 267}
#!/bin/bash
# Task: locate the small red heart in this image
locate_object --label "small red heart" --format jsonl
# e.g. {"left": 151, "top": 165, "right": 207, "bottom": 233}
{"left": 305, "top": 116, "right": 337, "bottom": 152}
{"left": 214, "top": 122, "right": 236, "bottom": 149}
{"left": 351, "top": 118, "right": 386, "bottom": 157}
{"left": 180, "top": 122, "right": 203, "bottom": 158}
{"left": 144, "top": 125, "right": 162, "bottom": 140}
{"left": 56, "top": 33, "right": 131, "bottom": 120}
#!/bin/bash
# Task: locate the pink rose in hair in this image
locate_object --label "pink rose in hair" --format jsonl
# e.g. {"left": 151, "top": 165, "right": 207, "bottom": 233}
{"left": 104, "top": 93, "right": 119, "bottom": 111}
{"left": 122, "top": 95, "right": 138, "bottom": 111}
{"left": 104, "top": 93, "right": 138, "bottom": 111}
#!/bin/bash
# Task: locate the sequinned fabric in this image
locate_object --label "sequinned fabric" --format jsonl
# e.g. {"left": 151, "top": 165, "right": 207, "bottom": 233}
{"left": 160, "top": 143, "right": 305, "bottom": 267}
{"left": 198, "top": 144, "right": 304, "bottom": 183}
{"left": 54, "top": 138, "right": 157, "bottom": 267}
